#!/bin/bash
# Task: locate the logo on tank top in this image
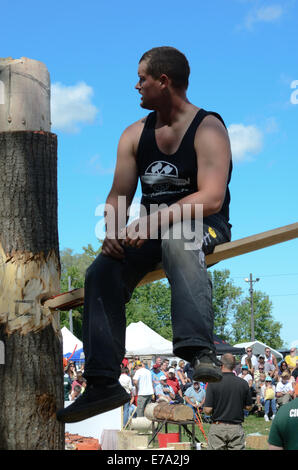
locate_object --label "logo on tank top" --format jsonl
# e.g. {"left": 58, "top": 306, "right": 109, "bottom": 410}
{"left": 141, "top": 160, "right": 190, "bottom": 196}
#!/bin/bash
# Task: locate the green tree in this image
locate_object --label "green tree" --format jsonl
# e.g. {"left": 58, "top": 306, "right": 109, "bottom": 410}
{"left": 126, "top": 281, "right": 172, "bottom": 340}
{"left": 231, "top": 290, "right": 283, "bottom": 349}
{"left": 209, "top": 269, "right": 243, "bottom": 343}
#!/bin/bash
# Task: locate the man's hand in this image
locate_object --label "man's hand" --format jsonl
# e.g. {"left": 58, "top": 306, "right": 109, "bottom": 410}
{"left": 120, "top": 215, "right": 158, "bottom": 249}
{"left": 102, "top": 235, "right": 125, "bottom": 260}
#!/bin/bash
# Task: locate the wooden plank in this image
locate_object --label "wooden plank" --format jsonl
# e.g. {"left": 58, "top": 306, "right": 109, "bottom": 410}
{"left": 43, "top": 222, "right": 298, "bottom": 311}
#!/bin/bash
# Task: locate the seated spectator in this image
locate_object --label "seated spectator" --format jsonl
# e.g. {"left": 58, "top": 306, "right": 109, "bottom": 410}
{"left": 291, "top": 359, "right": 298, "bottom": 382}
{"left": 255, "top": 372, "right": 266, "bottom": 412}
{"left": 167, "top": 368, "right": 183, "bottom": 403}
{"left": 276, "top": 371, "right": 295, "bottom": 407}
{"left": 70, "top": 384, "right": 82, "bottom": 401}
{"left": 285, "top": 348, "right": 298, "bottom": 373}
{"left": 258, "top": 354, "right": 276, "bottom": 379}
{"left": 176, "top": 359, "right": 191, "bottom": 392}
{"left": 260, "top": 376, "right": 277, "bottom": 421}
{"left": 278, "top": 361, "right": 291, "bottom": 380}
{"left": 238, "top": 365, "right": 253, "bottom": 387}
{"left": 71, "top": 371, "right": 86, "bottom": 392}
{"left": 170, "top": 360, "right": 178, "bottom": 369}
{"left": 234, "top": 360, "right": 242, "bottom": 376}
{"left": 254, "top": 361, "right": 265, "bottom": 383}
{"left": 241, "top": 347, "right": 258, "bottom": 370}
{"left": 184, "top": 381, "right": 206, "bottom": 418}
{"left": 155, "top": 375, "right": 175, "bottom": 402}
{"left": 183, "top": 361, "right": 194, "bottom": 382}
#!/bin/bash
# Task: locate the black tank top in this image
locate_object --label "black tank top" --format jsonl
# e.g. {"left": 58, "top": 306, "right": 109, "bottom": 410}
{"left": 136, "top": 108, "right": 232, "bottom": 228}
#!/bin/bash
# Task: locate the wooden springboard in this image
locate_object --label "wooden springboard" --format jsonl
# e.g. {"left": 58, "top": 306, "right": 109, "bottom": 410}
{"left": 43, "top": 222, "right": 298, "bottom": 311}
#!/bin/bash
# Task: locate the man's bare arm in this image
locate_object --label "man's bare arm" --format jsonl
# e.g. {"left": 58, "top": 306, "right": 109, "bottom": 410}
{"left": 102, "top": 121, "right": 143, "bottom": 258}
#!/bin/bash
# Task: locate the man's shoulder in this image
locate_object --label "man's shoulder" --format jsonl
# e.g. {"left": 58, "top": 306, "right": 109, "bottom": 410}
{"left": 121, "top": 116, "right": 148, "bottom": 138}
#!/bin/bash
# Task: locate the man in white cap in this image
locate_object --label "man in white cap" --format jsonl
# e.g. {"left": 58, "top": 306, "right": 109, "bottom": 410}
{"left": 155, "top": 375, "right": 175, "bottom": 402}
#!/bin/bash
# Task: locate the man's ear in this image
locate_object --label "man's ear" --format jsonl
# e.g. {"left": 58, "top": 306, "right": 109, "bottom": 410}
{"left": 159, "top": 73, "right": 170, "bottom": 88}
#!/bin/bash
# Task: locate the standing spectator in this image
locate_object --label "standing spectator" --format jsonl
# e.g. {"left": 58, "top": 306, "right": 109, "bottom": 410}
{"left": 203, "top": 353, "right": 253, "bottom": 450}
{"left": 284, "top": 347, "right": 298, "bottom": 373}
{"left": 241, "top": 347, "right": 258, "bottom": 370}
{"left": 264, "top": 347, "right": 278, "bottom": 370}
{"left": 268, "top": 388, "right": 298, "bottom": 450}
{"left": 64, "top": 368, "right": 72, "bottom": 401}
{"left": 184, "top": 381, "right": 206, "bottom": 417}
{"left": 260, "top": 376, "right": 277, "bottom": 421}
{"left": 151, "top": 363, "right": 164, "bottom": 394}
{"left": 160, "top": 360, "right": 169, "bottom": 377}
{"left": 133, "top": 361, "right": 154, "bottom": 417}
{"left": 183, "top": 361, "right": 194, "bottom": 382}
{"left": 275, "top": 372, "right": 295, "bottom": 407}
{"left": 119, "top": 367, "right": 136, "bottom": 426}
{"left": 176, "top": 359, "right": 191, "bottom": 392}
{"left": 65, "top": 362, "right": 77, "bottom": 383}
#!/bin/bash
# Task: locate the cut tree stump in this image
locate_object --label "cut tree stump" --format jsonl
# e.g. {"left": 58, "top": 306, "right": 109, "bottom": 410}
{"left": 43, "top": 222, "right": 298, "bottom": 311}
{"left": 0, "top": 58, "right": 64, "bottom": 450}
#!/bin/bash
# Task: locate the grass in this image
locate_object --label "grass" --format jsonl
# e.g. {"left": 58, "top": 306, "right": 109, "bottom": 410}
{"left": 150, "top": 414, "right": 272, "bottom": 450}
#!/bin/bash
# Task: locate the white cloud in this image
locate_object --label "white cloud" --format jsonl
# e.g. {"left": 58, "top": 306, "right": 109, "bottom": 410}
{"left": 51, "top": 81, "right": 98, "bottom": 133}
{"left": 228, "top": 123, "right": 263, "bottom": 161}
{"left": 87, "top": 154, "right": 115, "bottom": 175}
{"left": 244, "top": 4, "right": 283, "bottom": 29}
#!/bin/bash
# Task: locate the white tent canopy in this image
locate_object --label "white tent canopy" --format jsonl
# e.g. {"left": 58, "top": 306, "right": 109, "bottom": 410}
{"left": 61, "top": 326, "right": 83, "bottom": 356}
{"left": 125, "top": 321, "right": 173, "bottom": 356}
{"left": 233, "top": 340, "right": 283, "bottom": 360}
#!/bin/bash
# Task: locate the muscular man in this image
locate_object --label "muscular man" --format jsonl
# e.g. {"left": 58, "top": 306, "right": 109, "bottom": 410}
{"left": 57, "top": 46, "right": 232, "bottom": 423}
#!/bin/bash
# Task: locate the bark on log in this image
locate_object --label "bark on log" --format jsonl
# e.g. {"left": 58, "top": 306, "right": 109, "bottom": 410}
{"left": 0, "top": 129, "right": 64, "bottom": 449}
{"left": 152, "top": 403, "right": 193, "bottom": 422}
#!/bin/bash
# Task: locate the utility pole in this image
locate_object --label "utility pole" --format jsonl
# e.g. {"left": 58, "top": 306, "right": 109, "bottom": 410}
{"left": 245, "top": 274, "right": 260, "bottom": 341}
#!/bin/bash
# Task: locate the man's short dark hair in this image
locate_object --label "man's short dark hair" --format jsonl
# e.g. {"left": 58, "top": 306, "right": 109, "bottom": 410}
{"left": 221, "top": 353, "right": 236, "bottom": 371}
{"left": 139, "top": 46, "right": 190, "bottom": 90}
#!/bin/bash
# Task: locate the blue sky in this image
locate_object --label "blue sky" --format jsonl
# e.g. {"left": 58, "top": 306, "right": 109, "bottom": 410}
{"left": 2, "top": 0, "right": 297, "bottom": 347}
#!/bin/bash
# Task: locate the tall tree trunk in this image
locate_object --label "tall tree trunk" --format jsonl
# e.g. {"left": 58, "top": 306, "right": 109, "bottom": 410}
{"left": 0, "top": 58, "right": 64, "bottom": 450}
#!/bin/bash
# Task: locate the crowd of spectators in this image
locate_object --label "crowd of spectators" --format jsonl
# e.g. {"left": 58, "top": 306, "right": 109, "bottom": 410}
{"left": 63, "top": 346, "right": 298, "bottom": 426}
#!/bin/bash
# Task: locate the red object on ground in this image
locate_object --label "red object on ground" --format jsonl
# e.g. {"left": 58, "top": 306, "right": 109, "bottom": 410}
{"left": 157, "top": 432, "right": 179, "bottom": 448}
